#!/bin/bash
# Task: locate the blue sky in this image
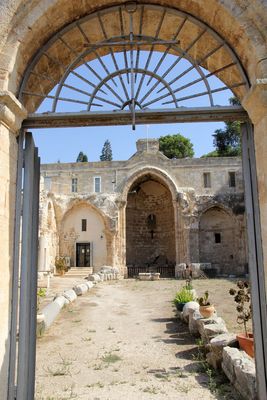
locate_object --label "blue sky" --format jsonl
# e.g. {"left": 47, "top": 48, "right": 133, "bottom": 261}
{"left": 32, "top": 121, "right": 224, "bottom": 163}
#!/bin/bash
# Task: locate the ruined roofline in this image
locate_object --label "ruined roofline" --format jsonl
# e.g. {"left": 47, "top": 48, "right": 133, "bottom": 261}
{"left": 40, "top": 155, "right": 242, "bottom": 171}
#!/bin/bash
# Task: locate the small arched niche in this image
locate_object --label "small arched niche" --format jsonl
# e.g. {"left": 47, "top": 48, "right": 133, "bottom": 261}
{"left": 126, "top": 174, "right": 175, "bottom": 276}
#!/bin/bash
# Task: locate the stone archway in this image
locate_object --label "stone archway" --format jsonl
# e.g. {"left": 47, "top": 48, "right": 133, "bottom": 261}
{"left": 126, "top": 174, "right": 176, "bottom": 277}
{"left": 59, "top": 201, "right": 114, "bottom": 271}
{"left": 0, "top": 1, "right": 267, "bottom": 399}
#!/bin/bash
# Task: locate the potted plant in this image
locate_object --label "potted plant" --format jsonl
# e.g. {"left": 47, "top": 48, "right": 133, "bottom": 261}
{"left": 173, "top": 287, "right": 194, "bottom": 311}
{"left": 55, "top": 256, "right": 67, "bottom": 276}
{"left": 197, "top": 291, "right": 215, "bottom": 318}
{"left": 229, "top": 280, "right": 254, "bottom": 357}
{"left": 184, "top": 278, "right": 197, "bottom": 300}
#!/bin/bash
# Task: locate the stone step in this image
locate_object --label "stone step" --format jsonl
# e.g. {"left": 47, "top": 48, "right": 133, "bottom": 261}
{"left": 64, "top": 268, "right": 93, "bottom": 277}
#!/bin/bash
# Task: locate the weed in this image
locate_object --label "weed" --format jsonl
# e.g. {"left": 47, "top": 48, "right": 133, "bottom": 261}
{"left": 142, "top": 386, "right": 159, "bottom": 394}
{"left": 87, "top": 329, "right": 96, "bottom": 333}
{"left": 101, "top": 352, "right": 122, "bottom": 364}
{"left": 82, "top": 336, "right": 92, "bottom": 342}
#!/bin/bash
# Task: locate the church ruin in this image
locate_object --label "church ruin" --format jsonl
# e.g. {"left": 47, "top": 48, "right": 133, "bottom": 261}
{"left": 39, "top": 138, "right": 247, "bottom": 278}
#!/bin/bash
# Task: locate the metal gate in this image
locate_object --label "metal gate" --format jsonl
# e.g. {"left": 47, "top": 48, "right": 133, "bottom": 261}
{"left": 8, "top": 132, "right": 40, "bottom": 400}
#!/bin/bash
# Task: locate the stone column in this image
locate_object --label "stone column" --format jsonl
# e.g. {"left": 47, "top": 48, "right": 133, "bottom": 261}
{"left": 243, "top": 78, "right": 267, "bottom": 290}
{"left": 0, "top": 91, "right": 27, "bottom": 399}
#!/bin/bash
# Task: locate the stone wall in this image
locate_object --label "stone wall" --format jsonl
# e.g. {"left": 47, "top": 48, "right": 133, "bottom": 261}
{"left": 126, "top": 179, "right": 175, "bottom": 266}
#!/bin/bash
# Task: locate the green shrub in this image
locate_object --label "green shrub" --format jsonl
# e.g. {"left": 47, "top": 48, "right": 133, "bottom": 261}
{"left": 174, "top": 287, "right": 194, "bottom": 304}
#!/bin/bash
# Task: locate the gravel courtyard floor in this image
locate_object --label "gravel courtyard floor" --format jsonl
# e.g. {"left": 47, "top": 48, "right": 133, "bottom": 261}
{"left": 35, "top": 279, "right": 243, "bottom": 400}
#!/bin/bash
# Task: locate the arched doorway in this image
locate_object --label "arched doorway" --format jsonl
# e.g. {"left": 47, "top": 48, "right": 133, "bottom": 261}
{"left": 1, "top": 2, "right": 267, "bottom": 399}
{"left": 126, "top": 174, "right": 175, "bottom": 277}
{"left": 60, "top": 203, "right": 108, "bottom": 270}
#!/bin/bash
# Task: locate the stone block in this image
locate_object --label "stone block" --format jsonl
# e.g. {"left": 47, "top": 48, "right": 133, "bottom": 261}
{"left": 37, "top": 314, "right": 45, "bottom": 336}
{"left": 54, "top": 295, "right": 69, "bottom": 307}
{"left": 182, "top": 301, "right": 199, "bottom": 323}
{"left": 222, "top": 346, "right": 241, "bottom": 382}
{"left": 63, "top": 289, "right": 77, "bottom": 303}
{"left": 85, "top": 281, "right": 94, "bottom": 290}
{"left": 175, "top": 263, "right": 186, "bottom": 278}
{"left": 206, "top": 333, "right": 238, "bottom": 369}
{"left": 42, "top": 301, "right": 62, "bottom": 329}
{"left": 222, "top": 346, "right": 257, "bottom": 400}
{"left": 189, "top": 309, "right": 202, "bottom": 336}
{"left": 197, "top": 316, "right": 228, "bottom": 343}
{"left": 88, "top": 274, "right": 101, "bottom": 282}
{"left": 73, "top": 283, "right": 88, "bottom": 296}
{"left": 139, "top": 273, "right": 151, "bottom": 281}
{"left": 151, "top": 272, "right": 160, "bottom": 280}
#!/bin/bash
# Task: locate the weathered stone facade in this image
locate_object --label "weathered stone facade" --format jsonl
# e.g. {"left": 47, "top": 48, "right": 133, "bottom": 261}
{"left": 1, "top": 1, "right": 267, "bottom": 398}
{"left": 39, "top": 139, "right": 248, "bottom": 277}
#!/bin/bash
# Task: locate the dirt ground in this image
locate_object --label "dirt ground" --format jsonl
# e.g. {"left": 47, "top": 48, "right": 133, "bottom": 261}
{"left": 35, "top": 279, "right": 245, "bottom": 400}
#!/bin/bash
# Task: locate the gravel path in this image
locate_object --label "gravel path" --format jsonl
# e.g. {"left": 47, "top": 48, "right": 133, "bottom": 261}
{"left": 35, "top": 279, "right": 240, "bottom": 400}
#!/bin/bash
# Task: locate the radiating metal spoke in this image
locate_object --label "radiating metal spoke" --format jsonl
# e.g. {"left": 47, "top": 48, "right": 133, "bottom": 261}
{"left": 135, "top": 8, "right": 166, "bottom": 101}
{"left": 119, "top": 6, "right": 130, "bottom": 84}
{"left": 134, "top": 5, "right": 144, "bottom": 82}
{"left": 98, "top": 12, "right": 129, "bottom": 100}
{"left": 141, "top": 61, "right": 237, "bottom": 107}
{"left": 146, "top": 16, "right": 187, "bottom": 86}
{"left": 58, "top": 36, "right": 107, "bottom": 93}
{"left": 76, "top": 22, "right": 117, "bottom": 87}
{"left": 141, "top": 29, "right": 206, "bottom": 104}
{"left": 162, "top": 82, "right": 246, "bottom": 105}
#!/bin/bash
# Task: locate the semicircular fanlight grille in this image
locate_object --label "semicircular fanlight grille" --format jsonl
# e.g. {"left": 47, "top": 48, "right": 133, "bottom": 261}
{"left": 19, "top": 3, "right": 249, "bottom": 129}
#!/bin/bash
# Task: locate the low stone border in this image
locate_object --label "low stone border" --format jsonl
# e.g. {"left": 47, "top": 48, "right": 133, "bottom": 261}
{"left": 138, "top": 272, "right": 160, "bottom": 281}
{"left": 176, "top": 301, "right": 256, "bottom": 400}
{"left": 37, "top": 267, "right": 121, "bottom": 335}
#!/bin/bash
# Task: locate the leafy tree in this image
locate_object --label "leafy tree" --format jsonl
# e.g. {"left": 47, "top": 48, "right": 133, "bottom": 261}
{"left": 159, "top": 134, "right": 194, "bottom": 159}
{"left": 76, "top": 151, "right": 88, "bottom": 162}
{"left": 202, "top": 97, "right": 241, "bottom": 157}
{"left": 100, "top": 139, "right": 113, "bottom": 161}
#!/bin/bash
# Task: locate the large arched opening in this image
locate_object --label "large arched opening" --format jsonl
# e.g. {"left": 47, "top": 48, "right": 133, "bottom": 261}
{"left": 126, "top": 173, "right": 176, "bottom": 277}
{"left": 0, "top": 1, "right": 267, "bottom": 399}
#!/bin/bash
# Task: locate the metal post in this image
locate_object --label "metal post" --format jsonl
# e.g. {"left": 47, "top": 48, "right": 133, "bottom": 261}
{"left": 16, "top": 133, "right": 35, "bottom": 400}
{"left": 28, "top": 149, "right": 40, "bottom": 400}
{"left": 241, "top": 122, "right": 267, "bottom": 400}
{"left": 8, "top": 130, "right": 25, "bottom": 400}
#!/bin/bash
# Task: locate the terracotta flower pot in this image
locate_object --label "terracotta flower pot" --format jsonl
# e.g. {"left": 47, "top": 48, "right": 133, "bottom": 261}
{"left": 236, "top": 333, "right": 254, "bottom": 358}
{"left": 199, "top": 304, "right": 215, "bottom": 318}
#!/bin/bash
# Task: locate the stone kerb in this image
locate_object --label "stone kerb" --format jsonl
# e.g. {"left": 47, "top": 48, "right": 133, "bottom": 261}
{"left": 37, "top": 268, "right": 121, "bottom": 335}
{"left": 175, "top": 298, "right": 256, "bottom": 399}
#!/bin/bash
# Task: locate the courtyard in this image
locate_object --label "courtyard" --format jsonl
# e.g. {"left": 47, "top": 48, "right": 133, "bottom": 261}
{"left": 35, "top": 278, "right": 245, "bottom": 400}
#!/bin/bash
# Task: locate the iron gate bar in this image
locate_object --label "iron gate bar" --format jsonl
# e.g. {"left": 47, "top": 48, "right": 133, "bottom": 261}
{"left": 7, "top": 130, "right": 24, "bottom": 400}
{"left": 22, "top": 106, "right": 248, "bottom": 129}
{"left": 28, "top": 147, "right": 40, "bottom": 400}
{"left": 16, "top": 133, "right": 35, "bottom": 400}
{"left": 241, "top": 123, "right": 267, "bottom": 400}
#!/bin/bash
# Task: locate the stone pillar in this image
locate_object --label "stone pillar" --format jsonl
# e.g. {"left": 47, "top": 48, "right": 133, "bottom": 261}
{"left": 243, "top": 79, "right": 267, "bottom": 290}
{"left": 0, "top": 91, "right": 27, "bottom": 399}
